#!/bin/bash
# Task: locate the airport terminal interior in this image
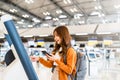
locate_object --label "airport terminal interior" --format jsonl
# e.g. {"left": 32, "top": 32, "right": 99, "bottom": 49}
{"left": 0, "top": 0, "right": 120, "bottom": 80}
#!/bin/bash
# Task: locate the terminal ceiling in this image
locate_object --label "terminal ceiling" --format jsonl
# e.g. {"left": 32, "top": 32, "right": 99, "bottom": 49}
{"left": 0, "top": 0, "right": 120, "bottom": 42}
{"left": 0, "top": 0, "right": 120, "bottom": 27}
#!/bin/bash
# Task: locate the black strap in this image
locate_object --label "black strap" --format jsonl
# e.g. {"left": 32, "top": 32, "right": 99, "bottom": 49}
{"left": 68, "top": 74, "right": 74, "bottom": 80}
{"left": 76, "top": 52, "right": 81, "bottom": 72}
{"left": 51, "top": 65, "right": 56, "bottom": 73}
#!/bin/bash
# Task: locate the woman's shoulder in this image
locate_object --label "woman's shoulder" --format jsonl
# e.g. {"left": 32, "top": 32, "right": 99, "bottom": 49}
{"left": 68, "top": 47, "right": 75, "bottom": 51}
{"left": 67, "top": 47, "right": 77, "bottom": 59}
{"left": 67, "top": 47, "right": 76, "bottom": 54}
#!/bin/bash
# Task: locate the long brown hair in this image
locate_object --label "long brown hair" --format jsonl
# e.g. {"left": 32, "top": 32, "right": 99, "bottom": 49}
{"left": 52, "top": 26, "right": 72, "bottom": 57}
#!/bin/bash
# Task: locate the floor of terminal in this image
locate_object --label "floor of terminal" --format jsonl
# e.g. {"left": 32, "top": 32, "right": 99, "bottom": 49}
{"left": 1, "top": 58, "right": 119, "bottom": 80}
{"left": 86, "top": 59, "right": 120, "bottom": 80}
{"left": 35, "top": 58, "right": 120, "bottom": 80}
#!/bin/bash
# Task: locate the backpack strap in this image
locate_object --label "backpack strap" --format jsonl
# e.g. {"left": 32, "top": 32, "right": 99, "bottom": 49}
{"left": 76, "top": 52, "right": 81, "bottom": 72}
{"left": 63, "top": 47, "right": 74, "bottom": 80}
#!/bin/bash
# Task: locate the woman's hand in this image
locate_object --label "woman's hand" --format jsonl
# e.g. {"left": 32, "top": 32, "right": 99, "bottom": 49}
{"left": 30, "top": 56, "right": 40, "bottom": 62}
{"left": 46, "top": 54, "right": 57, "bottom": 61}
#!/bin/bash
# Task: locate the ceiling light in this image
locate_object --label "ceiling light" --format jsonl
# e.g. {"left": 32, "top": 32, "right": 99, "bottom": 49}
{"left": 63, "top": 0, "right": 71, "bottom": 4}
{"left": 45, "top": 16, "right": 52, "bottom": 20}
{"left": 74, "top": 14, "right": 83, "bottom": 19}
{"left": 101, "top": 14, "right": 105, "bottom": 16}
{"left": 9, "top": 9, "right": 17, "bottom": 13}
{"left": 63, "top": 0, "right": 67, "bottom": 4}
{"left": 53, "top": 18, "right": 59, "bottom": 21}
{"left": 42, "top": 23, "right": 49, "bottom": 27}
{"left": 23, "top": 35, "right": 33, "bottom": 37}
{"left": 75, "top": 33, "right": 88, "bottom": 35}
{"left": 43, "top": 12, "right": 50, "bottom": 15}
{"left": 70, "top": 9, "right": 74, "bottom": 12}
{"left": 21, "top": 19, "right": 24, "bottom": 22}
{"left": 17, "top": 21, "right": 24, "bottom": 24}
{"left": 73, "top": 8, "right": 78, "bottom": 12}
{"left": 74, "top": 15, "right": 80, "bottom": 19}
{"left": 98, "top": 6, "right": 102, "bottom": 9}
{"left": 32, "top": 18, "right": 40, "bottom": 23}
{"left": 94, "top": 6, "right": 98, "bottom": 10}
{"left": 98, "top": 13, "right": 105, "bottom": 17}
{"left": 25, "top": 0, "right": 34, "bottom": 4}
{"left": 97, "top": 32, "right": 112, "bottom": 34}
{"left": 16, "top": 26, "right": 19, "bottom": 29}
{"left": 28, "top": 25, "right": 33, "bottom": 27}
{"left": 75, "top": 13, "right": 83, "bottom": 16}
{"left": 0, "top": 11, "right": 5, "bottom": 14}
{"left": 43, "top": 12, "right": 46, "bottom": 15}
{"left": 0, "top": 36, "right": 4, "bottom": 38}
{"left": 56, "top": 10, "right": 62, "bottom": 14}
{"left": 78, "top": 21, "right": 85, "bottom": 24}
{"left": 22, "top": 14, "right": 29, "bottom": 18}
{"left": 90, "top": 11, "right": 100, "bottom": 15}
{"left": 39, "top": 35, "right": 49, "bottom": 37}
{"left": 70, "top": 8, "right": 78, "bottom": 13}
{"left": 67, "top": 0, "right": 72, "bottom": 3}
{"left": 59, "top": 15, "right": 67, "bottom": 19}
{"left": 60, "top": 22, "right": 66, "bottom": 25}
{"left": 46, "top": 12, "right": 50, "bottom": 15}
{"left": 94, "top": 6, "right": 102, "bottom": 10}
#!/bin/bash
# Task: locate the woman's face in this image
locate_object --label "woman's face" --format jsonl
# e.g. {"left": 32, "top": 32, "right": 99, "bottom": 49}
{"left": 54, "top": 31, "right": 62, "bottom": 44}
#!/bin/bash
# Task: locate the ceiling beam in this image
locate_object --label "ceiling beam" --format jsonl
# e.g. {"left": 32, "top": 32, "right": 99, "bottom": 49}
{"left": 49, "top": 0, "right": 73, "bottom": 18}
{"left": 73, "top": 0, "right": 88, "bottom": 16}
{"left": 0, "top": 0, "right": 45, "bottom": 21}
{"left": 0, "top": 8, "right": 33, "bottom": 22}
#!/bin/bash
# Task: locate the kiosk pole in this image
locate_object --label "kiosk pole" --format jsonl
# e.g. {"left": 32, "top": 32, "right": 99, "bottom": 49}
{"left": 4, "top": 34, "right": 12, "bottom": 46}
{"left": 1, "top": 15, "right": 39, "bottom": 80}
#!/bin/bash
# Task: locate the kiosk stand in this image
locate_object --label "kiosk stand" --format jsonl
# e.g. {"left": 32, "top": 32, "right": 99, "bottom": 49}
{"left": 0, "top": 15, "right": 38, "bottom": 80}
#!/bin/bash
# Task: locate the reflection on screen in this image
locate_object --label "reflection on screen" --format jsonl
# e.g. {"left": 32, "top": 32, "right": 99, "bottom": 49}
{"left": 89, "top": 53, "right": 95, "bottom": 58}
{"left": 5, "top": 49, "right": 15, "bottom": 66}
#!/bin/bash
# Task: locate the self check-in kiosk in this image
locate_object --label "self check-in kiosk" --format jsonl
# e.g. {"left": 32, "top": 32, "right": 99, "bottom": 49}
{"left": 0, "top": 15, "right": 38, "bottom": 80}
{"left": 0, "top": 45, "right": 28, "bottom": 80}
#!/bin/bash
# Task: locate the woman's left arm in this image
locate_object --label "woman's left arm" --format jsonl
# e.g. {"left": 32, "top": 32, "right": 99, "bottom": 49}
{"left": 55, "top": 48, "right": 76, "bottom": 74}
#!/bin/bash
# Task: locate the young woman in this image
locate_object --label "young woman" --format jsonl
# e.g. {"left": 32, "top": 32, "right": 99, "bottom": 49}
{"left": 31, "top": 26, "right": 77, "bottom": 80}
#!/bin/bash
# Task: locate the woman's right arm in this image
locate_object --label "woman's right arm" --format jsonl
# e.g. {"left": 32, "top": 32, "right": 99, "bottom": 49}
{"left": 30, "top": 56, "right": 53, "bottom": 68}
{"left": 39, "top": 57, "right": 53, "bottom": 68}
